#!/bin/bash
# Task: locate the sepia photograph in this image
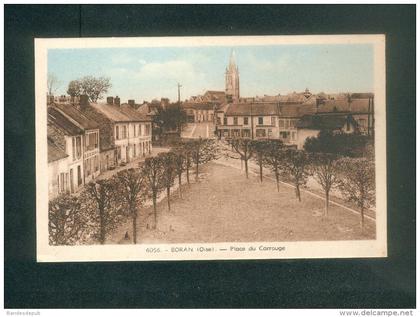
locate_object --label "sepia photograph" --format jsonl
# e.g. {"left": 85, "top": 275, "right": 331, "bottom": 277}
{"left": 35, "top": 35, "right": 387, "bottom": 261}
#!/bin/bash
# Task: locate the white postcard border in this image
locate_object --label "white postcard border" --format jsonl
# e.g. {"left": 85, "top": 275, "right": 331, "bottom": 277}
{"left": 35, "top": 34, "right": 387, "bottom": 262}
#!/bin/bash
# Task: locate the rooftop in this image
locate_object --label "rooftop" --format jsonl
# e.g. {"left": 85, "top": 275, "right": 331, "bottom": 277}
{"left": 48, "top": 106, "right": 84, "bottom": 136}
{"left": 297, "top": 114, "right": 358, "bottom": 130}
{"left": 53, "top": 103, "right": 99, "bottom": 130}
{"left": 48, "top": 137, "right": 68, "bottom": 163}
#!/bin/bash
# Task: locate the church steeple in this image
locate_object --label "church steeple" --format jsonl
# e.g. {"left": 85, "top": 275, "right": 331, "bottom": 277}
{"left": 225, "top": 50, "right": 240, "bottom": 103}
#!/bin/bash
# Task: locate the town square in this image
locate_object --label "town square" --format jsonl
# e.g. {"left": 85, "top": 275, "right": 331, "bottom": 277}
{"left": 45, "top": 44, "right": 377, "bottom": 246}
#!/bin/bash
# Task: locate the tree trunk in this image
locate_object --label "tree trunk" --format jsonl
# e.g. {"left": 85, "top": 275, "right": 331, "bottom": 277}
{"left": 360, "top": 205, "right": 365, "bottom": 233}
{"left": 178, "top": 173, "right": 182, "bottom": 198}
{"left": 186, "top": 165, "right": 190, "bottom": 184}
{"left": 167, "top": 186, "right": 171, "bottom": 211}
{"left": 259, "top": 157, "right": 263, "bottom": 182}
{"left": 244, "top": 159, "right": 249, "bottom": 178}
{"left": 295, "top": 184, "right": 301, "bottom": 202}
{"left": 99, "top": 206, "right": 105, "bottom": 244}
{"left": 195, "top": 161, "right": 199, "bottom": 181}
{"left": 132, "top": 206, "right": 137, "bottom": 244}
{"left": 325, "top": 190, "right": 330, "bottom": 217}
{"left": 240, "top": 158, "right": 243, "bottom": 171}
{"left": 152, "top": 192, "right": 157, "bottom": 229}
{"left": 275, "top": 170, "right": 280, "bottom": 192}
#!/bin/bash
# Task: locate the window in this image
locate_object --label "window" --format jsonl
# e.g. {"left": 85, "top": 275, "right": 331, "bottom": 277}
{"left": 233, "top": 117, "right": 238, "bottom": 125}
{"left": 256, "top": 129, "right": 266, "bottom": 137}
{"left": 122, "top": 126, "right": 127, "bottom": 139}
{"left": 258, "top": 117, "right": 263, "bottom": 125}
{"left": 271, "top": 117, "right": 276, "bottom": 126}
{"left": 117, "top": 147, "right": 121, "bottom": 160}
{"left": 72, "top": 138, "right": 76, "bottom": 160}
{"left": 145, "top": 124, "right": 151, "bottom": 136}
{"left": 279, "top": 119, "right": 285, "bottom": 128}
{"left": 95, "top": 156, "right": 99, "bottom": 172}
{"left": 133, "top": 125, "right": 136, "bottom": 137}
{"left": 291, "top": 131, "right": 297, "bottom": 141}
{"left": 285, "top": 120, "right": 290, "bottom": 129}
{"left": 116, "top": 126, "right": 120, "bottom": 140}
{"left": 290, "top": 120, "right": 296, "bottom": 128}
{"left": 77, "top": 165, "right": 82, "bottom": 185}
{"left": 223, "top": 117, "right": 227, "bottom": 125}
{"left": 75, "top": 136, "right": 81, "bottom": 159}
{"left": 60, "top": 173, "right": 65, "bottom": 193}
{"left": 86, "top": 132, "right": 98, "bottom": 151}
{"left": 217, "top": 117, "right": 221, "bottom": 125}
{"left": 242, "top": 129, "right": 251, "bottom": 138}
{"left": 280, "top": 131, "right": 290, "bottom": 139}
{"left": 244, "top": 117, "right": 249, "bottom": 125}
{"left": 268, "top": 129, "right": 272, "bottom": 137}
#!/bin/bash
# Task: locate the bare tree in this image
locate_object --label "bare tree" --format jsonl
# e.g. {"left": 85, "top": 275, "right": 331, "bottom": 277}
{"left": 172, "top": 150, "right": 186, "bottom": 198}
{"left": 282, "top": 149, "right": 310, "bottom": 202}
{"left": 338, "top": 157, "right": 375, "bottom": 232}
{"left": 188, "top": 138, "right": 218, "bottom": 181}
{"left": 262, "top": 140, "right": 285, "bottom": 192}
{"left": 142, "top": 156, "right": 165, "bottom": 229}
{"left": 250, "top": 139, "right": 271, "bottom": 182}
{"left": 83, "top": 179, "right": 120, "bottom": 244}
{"left": 225, "top": 138, "right": 253, "bottom": 178}
{"left": 309, "top": 153, "right": 340, "bottom": 216}
{"left": 47, "top": 73, "right": 61, "bottom": 96}
{"left": 48, "top": 194, "right": 89, "bottom": 245}
{"left": 159, "top": 152, "right": 177, "bottom": 211}
{"left": 115, "top": 168, "right": 146, "bottom": 244}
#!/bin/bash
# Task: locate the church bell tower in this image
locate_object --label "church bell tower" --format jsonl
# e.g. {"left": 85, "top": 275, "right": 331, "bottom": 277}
{"left": 225, "top": 50, "right": 240, "bottom": 103}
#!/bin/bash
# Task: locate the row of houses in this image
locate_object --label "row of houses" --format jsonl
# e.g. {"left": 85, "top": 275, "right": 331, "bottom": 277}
{"left": 47, "top": 95, "right": 153, "bottom": 200}
{"left": 215, "top": 95, "right": 374, "bottom": 149}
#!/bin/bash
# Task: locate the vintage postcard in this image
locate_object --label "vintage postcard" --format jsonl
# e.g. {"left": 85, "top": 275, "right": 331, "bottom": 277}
{"left": 35, "top": 35, "right": 386, "bottom": 262}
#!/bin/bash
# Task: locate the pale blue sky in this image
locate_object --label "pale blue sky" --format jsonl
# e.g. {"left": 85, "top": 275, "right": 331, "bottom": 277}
{"left": 48, "top": 44, "right": 373, "bottom": 103}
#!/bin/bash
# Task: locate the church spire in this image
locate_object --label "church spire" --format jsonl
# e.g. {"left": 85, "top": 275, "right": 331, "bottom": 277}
{"left": 229, "top": 49, "right": 237, "bottom": 70}
{"left": 225, "top": 49, "right": 240, "bottom": 103}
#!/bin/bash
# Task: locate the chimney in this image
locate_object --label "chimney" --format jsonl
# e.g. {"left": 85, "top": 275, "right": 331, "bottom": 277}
{"left": 107, "top": 96, "right": 114, "bottom": 105}
{"left": 114, "top": 96, "right": 120, "bottom": 106}
{"left": 128, "top": 99, "right": 135, "bottom": 107}
{"left": 80, "top": 94, "right": 89, "bottom": 111}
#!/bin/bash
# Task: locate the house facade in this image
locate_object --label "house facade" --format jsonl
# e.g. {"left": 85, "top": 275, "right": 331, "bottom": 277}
{"left": 296, "top": 114, "right": 359, "bottom": 149}
{"left": 90, "top": 100, "right": 152, "bottom": 165}
{"left": 52, "top": 102, "right": 101, "bottom": 183}
{"left": 47, "top": 106, "right": 86, "bottom": 198}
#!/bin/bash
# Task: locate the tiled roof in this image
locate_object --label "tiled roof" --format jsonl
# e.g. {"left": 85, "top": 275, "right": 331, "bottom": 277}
{"left": 48, "top": 137, "right": 68, "bottom": 163}
{"left": 90, "top": 103, "right": 132, "bottom": 122}
{"left": 225, "top": 103, "right": 281, "bottom": 116}
{"left": 317, "top": 98, "right": 371, "bottom": 114}
{"left": 119, "top": 104, "right": 150, "bottom": 121}
{"left": 48, "top": 107, "right": 84, "bottom": 136}
{"left": 53, "top": 103, "right": 99, "bottom": 130}
{"left": 137, "top": 104, "right": 152, "bottom": 116}
{"left": 225, "top": 102, "right": 314, "bottom": 117}
{"left": 297, "top": 114, "right": 358, "bottom": 130}
{"left": 182, "top": 102, "right": 215, "bottom": 111}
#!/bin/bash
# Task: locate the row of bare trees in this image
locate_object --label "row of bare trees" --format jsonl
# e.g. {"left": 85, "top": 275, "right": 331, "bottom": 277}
{"left": 48, "top": 138, "right": 218, "bottom": 246}
{"left": 225, "top": 131, "right": 375, "bottom": 230}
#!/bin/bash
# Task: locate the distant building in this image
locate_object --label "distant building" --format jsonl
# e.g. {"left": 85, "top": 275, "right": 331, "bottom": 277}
{"left": 225, "top": 50, "right": 240, "bottom": 103}
{"left": 89, "top": 97, "right": 152, "bottom": 165}
{"left": 296, "top": 113, "right": 359, "bottom": 149}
